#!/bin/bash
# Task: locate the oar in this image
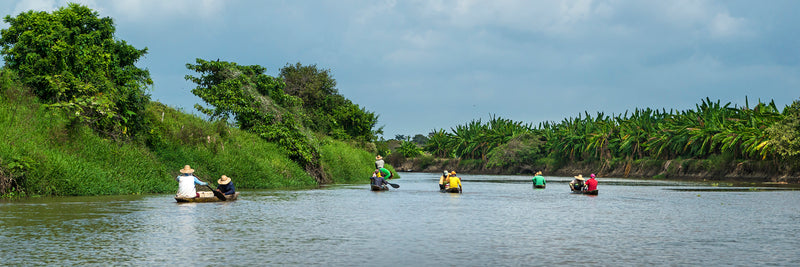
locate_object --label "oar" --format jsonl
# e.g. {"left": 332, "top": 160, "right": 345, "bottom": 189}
{"left": 387, "top": 182, "right": 400, "bottom": 188}
{"left": 198, "top": 176, "right": 226, "bottom": 201}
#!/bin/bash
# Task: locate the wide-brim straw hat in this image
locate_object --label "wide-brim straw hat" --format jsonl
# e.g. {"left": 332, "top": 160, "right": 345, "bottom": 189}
{"left": 574, "top": 174, "right": 584, "bottom": 180}
{"left": 376, "top": 155, "right": 383, "bottom": 160}
{"left": 179, "top": 165, "right": 195, "bottom": 174}
{"left": 218, "top": 175, "right": 231, "bottom": 185}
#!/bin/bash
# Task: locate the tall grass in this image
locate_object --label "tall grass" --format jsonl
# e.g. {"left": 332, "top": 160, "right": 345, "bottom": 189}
{"left": 319, "top": 139, "right": 398, "bottom": 184}
{"left": 1, "top": 70, "right": 376, "bottom": 197}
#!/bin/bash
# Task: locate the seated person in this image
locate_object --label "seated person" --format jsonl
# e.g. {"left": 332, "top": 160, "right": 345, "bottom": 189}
{"left": 216, "top": 175, "right": 236, "bottom": 195}
{"left": 570, "top": 174, "right": 585, "bottom": 191}
{"left": 176, "top": 165, "right": 207, "bottom": 198}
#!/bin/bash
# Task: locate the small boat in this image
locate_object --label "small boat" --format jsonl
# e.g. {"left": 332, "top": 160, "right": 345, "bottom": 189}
{"left": 371, "top": 185, "right": 389, "bottom": 191}
{"left": 533, "top": 185, "right": 546, "bottom": 189}
{"left": 444, "top": 187, "right": 461, "bottom": 193}
{"left": 175, "top": 191, "right": 239, "bottom": 203}
{"left": 571, "top": 189, "right": 598, "bottom": 195}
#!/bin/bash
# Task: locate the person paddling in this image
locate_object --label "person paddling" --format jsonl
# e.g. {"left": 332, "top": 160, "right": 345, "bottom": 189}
{"left": 371, "top": 169, "right": 390, "bottom": 190}
{"left": 175, "top": 165, "right": 207, "bottom": 198}
{"left": 439, "top": 170, "right": 449, "bottom": 192}
{"left": 446, "top": 171, "right": 462, "bottom": 193}
{"left": 378, "top": 166, "right": 393, "bottom": 180}
{"left": 585, "top": 173, "right": 598, "bottom": 192}
{"left": 216, "top": 175, "right": 236, "bottom": 195}
{"left": 570, "top": 174, "right": 585, "bottom": 191}
{"left": 375, "top": 155, "right": 385, "bottom": 169}
{"left": 532, "top": 170, "right": 546, "bottom": 189}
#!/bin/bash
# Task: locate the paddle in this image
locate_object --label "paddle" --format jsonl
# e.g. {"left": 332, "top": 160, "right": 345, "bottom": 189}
{"left": 198, "top": 176, "right": 226, "bottom": 201}
{"left": 387, "top": 182, "right": 400, "bottom": 188}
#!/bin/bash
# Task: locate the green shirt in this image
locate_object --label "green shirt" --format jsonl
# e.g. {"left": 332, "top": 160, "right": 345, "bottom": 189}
{"left": 532, "top": 175, "right": 546, "bottom": 186}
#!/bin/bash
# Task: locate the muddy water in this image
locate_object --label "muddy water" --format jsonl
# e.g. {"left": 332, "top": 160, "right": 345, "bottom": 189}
{"left": 1, "top": 173, "right": 799, "bottom": 266}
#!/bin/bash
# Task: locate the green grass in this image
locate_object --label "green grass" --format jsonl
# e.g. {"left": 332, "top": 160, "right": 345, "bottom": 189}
{"left": 0, "top": 70, "right": 375, "bottom": 197}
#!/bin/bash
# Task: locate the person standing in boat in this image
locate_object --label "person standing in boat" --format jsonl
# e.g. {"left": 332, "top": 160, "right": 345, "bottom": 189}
{"left": 570, "top": 174, "right": 586, "bottom": 191}
{"left": 585, "top": 173, "right": 598, "bottom": 192}
{"left": 439, "top": 170, "right": 449, "bottom": 192}
{"left": 375, "top": 155, "right": 385, "bottom": 169}
{"left": 447, "top": 171, "right": 462, "bottom": 193}
{"left": 532, "top": 171, "right": 546, "bottom": 189}
{"left": 176, "top": 165, "right": 207, "bottom": 198}
{"left": 216, "top": 175, "right": 236, "bottom": 195}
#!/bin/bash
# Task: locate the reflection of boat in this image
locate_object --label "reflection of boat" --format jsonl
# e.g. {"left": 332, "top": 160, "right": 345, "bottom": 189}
{"left": 570, "top": 189, "right": 598, "bottom": 195}
{"left": 175, "top": 192, "right": 239, "bottom": 203}
{"left": 533, "top": 185, "right": 546, "bottom": 189}
{"left": 371, "top": 185, "right": 389, "bottom": 191}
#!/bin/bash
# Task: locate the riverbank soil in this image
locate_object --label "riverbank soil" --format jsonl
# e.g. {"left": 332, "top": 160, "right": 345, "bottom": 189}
{"left": 395, "top": 157, "right": 800, "bottom": 184}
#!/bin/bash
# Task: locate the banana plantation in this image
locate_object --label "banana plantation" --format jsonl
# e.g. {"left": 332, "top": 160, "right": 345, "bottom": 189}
{"left": 422, "top": 98, "right": 800, "bottom": 176}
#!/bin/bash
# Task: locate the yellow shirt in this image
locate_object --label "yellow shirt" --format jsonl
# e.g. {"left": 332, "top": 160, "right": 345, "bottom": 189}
{"left": 448, "top": 176, "right": 461, "bottom": 188}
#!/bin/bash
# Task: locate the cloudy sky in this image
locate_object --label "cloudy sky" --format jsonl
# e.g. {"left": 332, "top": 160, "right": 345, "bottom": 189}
{"left": 1, "top": 0, "right": 798, "bottom": 139}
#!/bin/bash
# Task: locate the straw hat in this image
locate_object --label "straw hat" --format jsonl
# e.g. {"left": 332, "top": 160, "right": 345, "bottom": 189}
{"left": 179, "top": 165, "right": 195, "bottom": 174}
{"left": 574, "top": 174, "right": 584, "bottom": 180}
{"left": 218, "top": 175, "right": 231, "bottom": 185}
{"left": 376, "top": 155, "right": 383, "bottom": 160}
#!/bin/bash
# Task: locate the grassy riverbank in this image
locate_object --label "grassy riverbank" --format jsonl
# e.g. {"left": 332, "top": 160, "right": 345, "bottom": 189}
{"left": 0, "top": 71, "right": 386, "bottom": 197}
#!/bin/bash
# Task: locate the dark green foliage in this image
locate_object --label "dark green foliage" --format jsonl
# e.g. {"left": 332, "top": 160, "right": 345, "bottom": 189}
{"left": 766, "top": 100, "right": 800, "bottom": 160}
{"left": 424, "top": 98, "right": 798, "bottom": 174}
{"left": 280, "top": 63, "right": 381, "bottom": 142}
{"left": 486, "top": 132, "right": 545, "bottom": 168}
{"left": 185, "top": 58, "right": 328, "bottom": 183}
{"left": 411, "top": 134, "right": 429, "bottom": 146}
{"left": 0, "top": 4, "right": 152, "bottom": 139}
{"left": 397, "top": 140, "right": 422, "bottom": 158}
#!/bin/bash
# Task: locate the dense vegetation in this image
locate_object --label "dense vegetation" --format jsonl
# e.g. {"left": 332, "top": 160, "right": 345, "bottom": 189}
{"left": 410, "top": 98, "right": 800, "bottom": 177}
{"left": 0, "top": 5, "right": 387, "bottom": 198}
{"left": 0, "top": 3, "right": 152, "bottom": 140}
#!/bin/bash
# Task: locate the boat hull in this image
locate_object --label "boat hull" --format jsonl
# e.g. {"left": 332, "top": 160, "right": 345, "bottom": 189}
{"left": 444, "top": 188, "right": 461, "bottom": 193}
{"left": 371, "top": 185, "right": 389, "bottom": 191}
{"left": 570, "top": 189, "right": 598, "bottom": 195}
{"left": 175, "top": 192, "right": 239, "bottom": 202}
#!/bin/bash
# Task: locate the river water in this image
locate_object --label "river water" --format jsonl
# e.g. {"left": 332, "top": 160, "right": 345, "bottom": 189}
{"left": 1, "top": 172, "right": 799, "bottom": 266}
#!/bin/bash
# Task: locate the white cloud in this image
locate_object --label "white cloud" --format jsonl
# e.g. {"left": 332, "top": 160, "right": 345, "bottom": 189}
{"left": 109, "top": 0, "right": 224, "bottom": 22}
{"left": 709, "top": 12, "right": 747, "bottom": 39}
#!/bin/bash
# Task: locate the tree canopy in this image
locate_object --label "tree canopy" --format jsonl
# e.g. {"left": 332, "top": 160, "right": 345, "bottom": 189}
{"left": 0, "top": 3, "right": 152, "bottom": 138}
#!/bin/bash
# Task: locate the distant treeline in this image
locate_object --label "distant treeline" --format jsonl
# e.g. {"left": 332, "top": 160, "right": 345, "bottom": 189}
{"left": 386, "top": 98, "right": 800, "bottom": 176}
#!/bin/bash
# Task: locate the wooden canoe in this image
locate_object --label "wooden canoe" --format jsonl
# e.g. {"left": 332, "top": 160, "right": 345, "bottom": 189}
{"left": 370, "top": 185, "right": 389, "bottom": 191}
{"left": 570, "top": 189, "right": 598, "bottom": 195}
{"left": 444, "top": 187, "right": 461, "bottom": 193}
{"left": 175, "top": 192, "right": 239, "bottom": 203}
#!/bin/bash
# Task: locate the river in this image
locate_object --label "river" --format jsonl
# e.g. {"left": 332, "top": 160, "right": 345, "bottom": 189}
{"left": 1, "top": 172, "right": 799, "bottom": 266}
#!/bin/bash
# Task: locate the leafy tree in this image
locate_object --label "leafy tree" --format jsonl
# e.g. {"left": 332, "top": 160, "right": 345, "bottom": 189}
{"left": 280, "top": 62, "right": 379, "bottom": 141}
{"left": 394, "top": 134, "right": 406, "bottom": 141}
{"left": 397, "top": 140, "right": 422, "bottom": 158}
{"left": 0, "top": 3, "right": 152, "bottom": 138}
{"left": 486, "top": 132, "right": 545, "bottom": 168}
{"left": 767, "top": 100, "right": 800, "bottom": 160}
{"left": 185, "top": 58, "right": 329, "bottom": 184}
{"left": 411, "top": 134, "right": 428, "bottom": 146}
